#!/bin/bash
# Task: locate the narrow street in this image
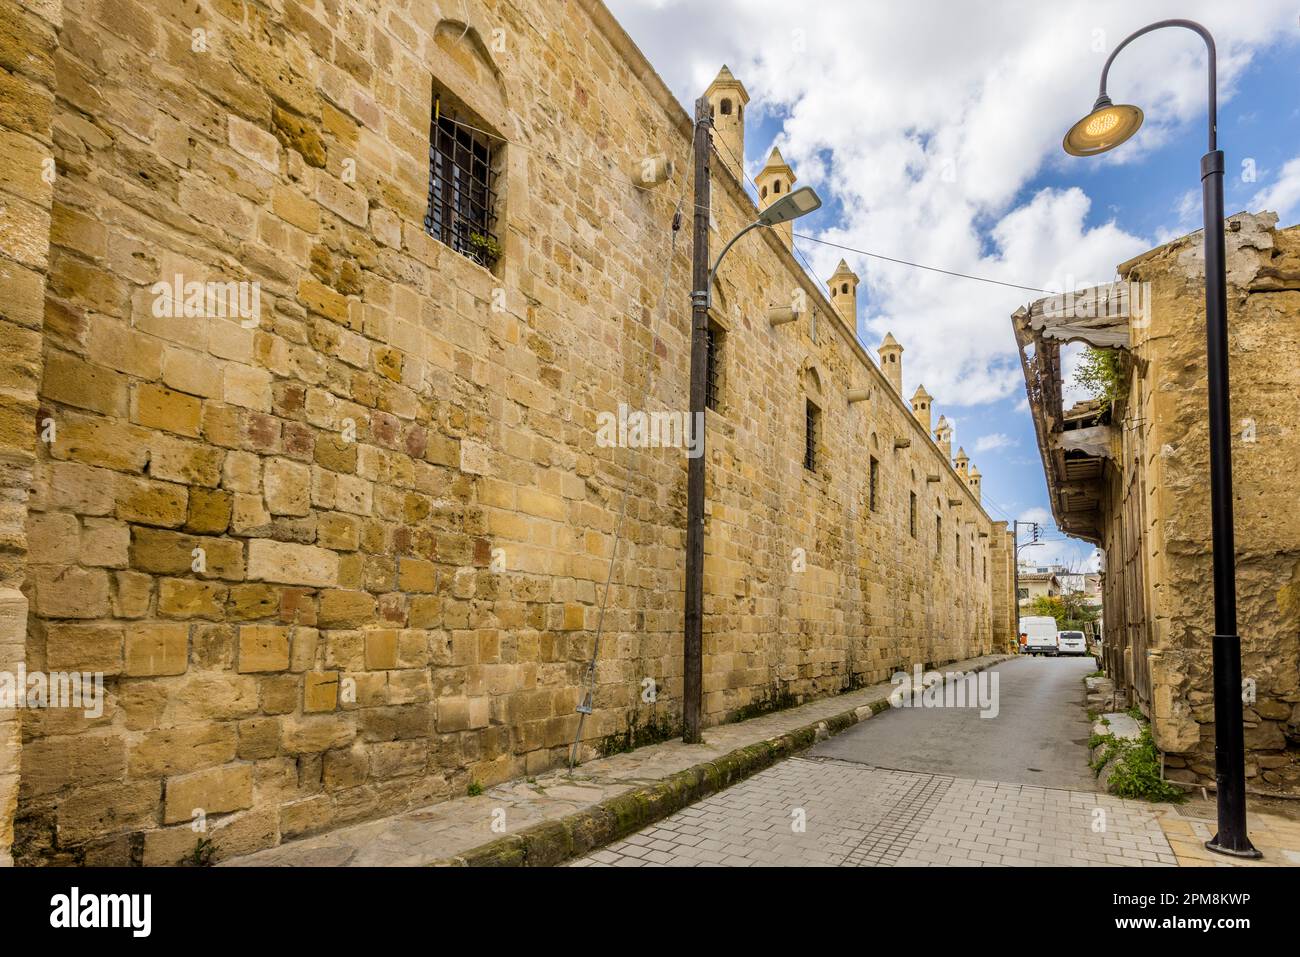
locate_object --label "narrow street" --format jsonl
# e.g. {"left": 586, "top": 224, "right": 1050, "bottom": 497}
{"left": 811, "top": 656, "right": 1097, "bottom": 789}
{"left": 573, "top": 657, "right": 1182, "bottom": 867}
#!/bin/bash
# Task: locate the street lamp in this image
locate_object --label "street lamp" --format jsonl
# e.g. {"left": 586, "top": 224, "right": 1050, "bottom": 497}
{"left": 705, "top": 186, "right": 823, "bottom": 303}
{"left": 1063, "top": 19, "right": 1259, "bottom": 859}
{"left": 682, "top": 103, "right": 821, "bottom": 742}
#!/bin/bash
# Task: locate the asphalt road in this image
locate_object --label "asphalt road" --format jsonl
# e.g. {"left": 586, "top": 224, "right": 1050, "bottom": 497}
{"left": 809, "top": 655, "right": 1100, "bottom": 790}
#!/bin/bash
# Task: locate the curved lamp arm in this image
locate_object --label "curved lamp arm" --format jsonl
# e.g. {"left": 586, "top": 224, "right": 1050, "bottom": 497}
{"left": 1098, "top": 19, "right": 1217, "bottom": 151}
{"left": 699, "top": 220, "right": 763, "bottom": 308}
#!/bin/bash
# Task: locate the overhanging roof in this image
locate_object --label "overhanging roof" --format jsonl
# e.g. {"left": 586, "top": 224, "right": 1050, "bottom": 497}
{"left": 1012, "top": 287, "right": 1131, "bottom": 544}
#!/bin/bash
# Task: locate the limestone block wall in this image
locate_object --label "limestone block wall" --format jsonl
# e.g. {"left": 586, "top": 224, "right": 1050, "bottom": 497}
{"left": 1106, "top": 213, "right": 1300, "bottom": 791}
{"left": 0, "top": 0, "right": 64, "bottom": 867}
{"left": 12, "top": 0, "right": 1008, "bottom": 864}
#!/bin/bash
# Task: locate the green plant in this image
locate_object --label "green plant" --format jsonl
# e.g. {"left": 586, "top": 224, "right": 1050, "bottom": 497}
{"left": 187, "top": 837, "right": 216, "bottom": 867}
{"left": 467, "top": 780, "right": 484, "bottom": 796}
{"left": 1073, "top": 346, "right": 1125, "bottom": 406}
{"left": 467, "top": 232, "right": 502, "bottom": 263}
{"left": 1085, "top": 669, "right": 1104, "bottom": 679}
{"left": 1089, "top": 726, "right": 1185, "bottom": 802}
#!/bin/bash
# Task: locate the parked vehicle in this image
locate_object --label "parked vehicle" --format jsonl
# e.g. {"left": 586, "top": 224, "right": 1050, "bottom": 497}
{"left": 1057, "top": 629, "right": 1087, "bottom": 656}
{"left": 1019, "top": 616, "right": 1059, "bottom": 656}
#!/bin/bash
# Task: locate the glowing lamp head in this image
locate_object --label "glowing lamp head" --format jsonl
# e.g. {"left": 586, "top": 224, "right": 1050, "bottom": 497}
{"left": 1063, "top": 95, "right": 1144, "bottom": 157}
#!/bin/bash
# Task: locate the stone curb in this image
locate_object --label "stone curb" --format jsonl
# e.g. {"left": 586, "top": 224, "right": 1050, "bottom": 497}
{"left": 432, "top": 656, "right": 1012, "bottom": 867}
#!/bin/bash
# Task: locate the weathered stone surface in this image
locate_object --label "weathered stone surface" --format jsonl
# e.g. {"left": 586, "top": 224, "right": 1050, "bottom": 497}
{"left": 9, "top": 3, "right": 1018, "bottom": 865}
{"left": 1022, "top": 212, "right": 1300, "bottom": 788}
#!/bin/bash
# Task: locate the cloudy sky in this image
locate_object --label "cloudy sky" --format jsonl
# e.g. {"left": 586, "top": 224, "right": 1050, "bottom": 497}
{"left": 607, "top": 0, "right": 1300, "bottom": 569}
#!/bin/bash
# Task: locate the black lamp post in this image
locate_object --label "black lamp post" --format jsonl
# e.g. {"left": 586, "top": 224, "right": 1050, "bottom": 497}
{"left": 1063, "top": 19, "right": 1259, "bottom": 858}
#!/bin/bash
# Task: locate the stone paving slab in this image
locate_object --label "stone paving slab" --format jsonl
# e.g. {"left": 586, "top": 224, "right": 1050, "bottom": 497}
{"left": 1158, "top": 805, "right": 1300, "bottom": 867}
{"left": 1094, "top": 712, "right": 1141, "bottom": 740}
{"left": 224, "top": 654, "right": 1010, "bottom": 866}
{"left": 570, "top": 756, "right": 1181, "bottom": 867}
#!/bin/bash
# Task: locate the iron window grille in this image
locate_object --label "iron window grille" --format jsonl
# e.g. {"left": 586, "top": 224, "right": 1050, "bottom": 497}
{"left": 804, "top": 401, "right": 819, "bottom": 471}
{"left": 425, "top": 97, "right": 500, "bottom": 269}
{"left": 705, "top": 325, "right": 721, "bottom": 412}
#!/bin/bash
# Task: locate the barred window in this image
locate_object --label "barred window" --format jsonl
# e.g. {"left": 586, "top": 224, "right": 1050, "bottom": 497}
{"left": 869, "top": 456, "right": 879, "bottom": 511}
{"left": 909, "top": 491, "right": 917, "bottom": 537}
{"left": 425, "top": 95, "right": 500, "bottom": 269}
{"left": 804, "top": 400, "right": 819, "bottom": 471}
{"left": 705, "top": 324, "right": 721, "bottom": 412}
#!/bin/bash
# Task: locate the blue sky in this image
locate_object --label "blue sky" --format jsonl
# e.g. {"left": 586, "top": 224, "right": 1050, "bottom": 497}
{"left": 610, "top": 1, "right": 1300, "bottom": 569}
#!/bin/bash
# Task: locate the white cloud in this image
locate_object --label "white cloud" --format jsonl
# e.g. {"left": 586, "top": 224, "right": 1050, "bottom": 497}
{"left": 1252, "top": 156, "right": 1300, "bottom": 225}
{"left": 608, "top": 0, "right": 1296, "bottom": 405}
{"left": 1017, "top": 506, "right": 1053, "bottom": 527}
{"left": 973, "top": 432, "right": 1017, "bottom": 454}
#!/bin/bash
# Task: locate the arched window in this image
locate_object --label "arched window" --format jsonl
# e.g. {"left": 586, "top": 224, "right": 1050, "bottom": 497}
{"left": 773, "top": 180, "right": 782, "bottom": 194}
{"left": 760, "top": 185, "right": 767, "bottom": 199}
{"left": 720, "top": 98, "right": 732, "bottom": 115}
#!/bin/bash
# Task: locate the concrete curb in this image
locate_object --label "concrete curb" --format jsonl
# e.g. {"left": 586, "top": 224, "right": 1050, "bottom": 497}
{"left": 432, "top": 656, "right": 1012, "bottom": 867}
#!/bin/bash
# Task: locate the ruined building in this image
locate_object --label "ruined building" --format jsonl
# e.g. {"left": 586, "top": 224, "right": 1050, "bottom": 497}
{"left": 1014, "top": 212, "right": 1300, "bottom": 792}
{"left": 0, "top": 0, "right": 1013, "bottom": 864}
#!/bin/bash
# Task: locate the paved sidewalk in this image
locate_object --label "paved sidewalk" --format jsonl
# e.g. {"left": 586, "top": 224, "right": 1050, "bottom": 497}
{"left": 224, "top": 654, "right": 1010, "bottom": 866}
{"left": 570, "top": 756, "right": 1180, "bottom": 867}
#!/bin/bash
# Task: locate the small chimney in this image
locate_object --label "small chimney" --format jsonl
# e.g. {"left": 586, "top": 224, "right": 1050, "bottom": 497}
{"left": 878, "top": 332, "right": 903, "bottom": 394}
{"left": 704, "top": 65, "right": 750, "bottom": 182}
{"left": 828, "top": 259, "right": 859, "bottom": 325}
{"left": 756, "top": 146, "right": 797, "bottom": 247}
{"left": 934, "top": 415, "right": 952, "bottom": 460}
{"left": 910, "top": 384, "right": 933, "bottom": 433}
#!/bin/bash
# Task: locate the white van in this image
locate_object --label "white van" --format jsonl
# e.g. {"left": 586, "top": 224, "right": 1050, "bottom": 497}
{"left": 1019, "top": 616, "right": 1058, "bottom": 656}
{"left": 1057, "top": 629, "right": 1087, "bottom": 656}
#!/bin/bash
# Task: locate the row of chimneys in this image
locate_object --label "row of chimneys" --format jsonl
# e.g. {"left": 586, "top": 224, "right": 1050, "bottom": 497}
{"left": 706, "top": 66, "right": 982, "bottom": 500}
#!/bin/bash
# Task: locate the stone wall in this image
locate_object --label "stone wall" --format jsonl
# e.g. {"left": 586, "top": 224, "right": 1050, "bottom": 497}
{"left": 10, "top": 0, "right": 1010, "bottom": 864}
{"left": 0, "top": 0, "right": 63, "bottom": 867}
{"left": 1104, "top": 212, "right": 1300, "bottom": 790}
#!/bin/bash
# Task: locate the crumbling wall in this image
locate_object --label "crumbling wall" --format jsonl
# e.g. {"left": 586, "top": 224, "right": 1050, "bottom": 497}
{"left": 1115, "top": 212, "right": 1300, "bottom": 790}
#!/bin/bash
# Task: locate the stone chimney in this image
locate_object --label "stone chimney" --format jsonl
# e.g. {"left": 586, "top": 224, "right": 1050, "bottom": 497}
{"left": 756, "top": 146, "right": 797, "bottom": 247}
{"left": 967, "top": 464, "right": 982, "bottom": 500}
{"left": 934, "top": 415, "right": 952, "bottom": 459}
{"left": 954, "top": 446, "right": 969, "bottom": 477}
{"left": 878, "top": 332, "right": 903, "bottom": 394}
{"left": 910, "top": 384, "right": 933, "bottom": 433}
{"left": 828, "top": 259, "right": 859, "bottom": 325}
{"left": 705, "top": 65, "right": 750, "bottom": 182}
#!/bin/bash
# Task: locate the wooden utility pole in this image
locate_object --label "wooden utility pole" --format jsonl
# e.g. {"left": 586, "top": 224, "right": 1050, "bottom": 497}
{"left": 683, "top": 95, "right": 710, "bottom": 743}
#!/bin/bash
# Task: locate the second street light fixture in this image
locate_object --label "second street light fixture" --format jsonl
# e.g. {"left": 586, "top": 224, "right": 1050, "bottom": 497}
{"left": 1062, "top": 19, "right": 1260, "bottom": 859}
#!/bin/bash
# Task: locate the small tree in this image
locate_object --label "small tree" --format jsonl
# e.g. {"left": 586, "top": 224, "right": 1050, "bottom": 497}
{"left": 1073, "top": 347, "right": 1124, "bottom": 406}
{"left": 1028, "top": 594, "right": 1098, "bottom": 630}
